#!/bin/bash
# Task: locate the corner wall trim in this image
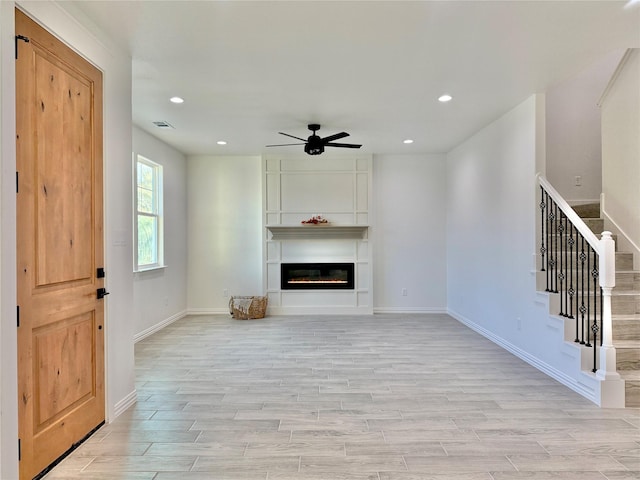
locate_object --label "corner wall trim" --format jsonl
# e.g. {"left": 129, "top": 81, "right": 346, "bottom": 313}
{"left": 597, "top": 48, "right": 633, "bottom": 107}
{"left": 133, "top": 310, "right": 188, "bottom": 344}
{"left": 111, "top": 389, "right": 137, "bottom": 420}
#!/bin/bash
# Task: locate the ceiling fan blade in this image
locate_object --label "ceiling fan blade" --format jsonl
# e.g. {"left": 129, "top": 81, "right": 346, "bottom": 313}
{"left": 325, "top": 142, "right": 362, "bottom": 149}
{"left": 266, "top": 143, "right": 306, "bottom": 147}
{"left": 321, "top": 132, "right": 349, "bottom": 143}
{"left": 278, "top": 132, "right": 308, "bottom": 142}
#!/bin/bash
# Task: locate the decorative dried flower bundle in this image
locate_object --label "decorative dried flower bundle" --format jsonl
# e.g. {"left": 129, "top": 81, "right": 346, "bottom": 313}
{"left": 301, "top": 214, "right": 328, "bottom": 225}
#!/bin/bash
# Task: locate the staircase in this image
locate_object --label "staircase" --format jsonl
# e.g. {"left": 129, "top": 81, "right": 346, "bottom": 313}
{"left": 573, "top": 203, "right": 640, "bottom": 407}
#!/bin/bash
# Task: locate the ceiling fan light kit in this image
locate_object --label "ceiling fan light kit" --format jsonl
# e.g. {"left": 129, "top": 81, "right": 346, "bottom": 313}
{"left": 267, "top": 124, "right": 362, "bottom": 156}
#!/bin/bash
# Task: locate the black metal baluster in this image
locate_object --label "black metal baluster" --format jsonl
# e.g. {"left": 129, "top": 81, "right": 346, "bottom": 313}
{"left": 568, "top": 222, "right": 575, "bottom": 320}
{"left": 537, "top": 183, "right": 607, "bottom": 373}
{"left": 578, "top": 235, "right": 586, "bottom": 345}
{"left": 585, "top": 247, "right": 592, "bottom": 348}
{"left": 600, "top": 286, "right": 603, "bottom": 348}
{"left": 591, "top": 251, "right": 600, "bottom": 372}
{"left": 564, "top": 213, "right": 569, "bottom": 316}
{"left": 540, "top": 187, "right": 546, "bottom": 273}
{"left": 559, "top": 211, "right": 567, "bottom": 316}
{"left": 551, "top": 202, "right": 558, "bottom": 293}
{"left": 548, "top": 193, "right": 553, "bottom": 291}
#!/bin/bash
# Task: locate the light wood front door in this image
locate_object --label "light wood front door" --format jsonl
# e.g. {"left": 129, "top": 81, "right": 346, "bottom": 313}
{"left": 15, "top": 9, "right": 105, "bottom": 480}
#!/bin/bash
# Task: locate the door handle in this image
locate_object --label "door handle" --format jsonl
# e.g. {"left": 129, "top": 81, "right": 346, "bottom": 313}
{"left": 97, "top": 288, "right": 110, "bottom": 300}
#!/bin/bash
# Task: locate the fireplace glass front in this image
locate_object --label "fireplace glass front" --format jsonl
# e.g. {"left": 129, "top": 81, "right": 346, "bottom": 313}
{"left": 281, "top": 263, "right": 355, "bottom": 290}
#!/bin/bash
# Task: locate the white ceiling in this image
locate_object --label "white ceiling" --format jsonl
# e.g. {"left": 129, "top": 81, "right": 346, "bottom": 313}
{"left": 64, "top": 1, "right": 640, "bottom": 157}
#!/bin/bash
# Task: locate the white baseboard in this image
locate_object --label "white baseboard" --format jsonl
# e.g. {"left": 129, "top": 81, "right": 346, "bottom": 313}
{"left": 111, "top": 389, "right": 137, "bottom": 421}
{"left": 447, "top": 308, "right": 599, "bottom": 405}
{"left": 133, "top": 310, "right": 188, "bottom": 343}
{"left": 186, "top": 308, "right": 230, "bottom": 316}
{"left": 267, "top": 306, "right": 373, "bottom": 315}
{"left": 373, "top": 307, "right": 447, "bottom": 314}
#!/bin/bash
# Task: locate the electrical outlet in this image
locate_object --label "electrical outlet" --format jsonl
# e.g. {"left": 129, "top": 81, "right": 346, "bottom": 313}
{"left": 402, "top": 288, "right": 407, "bottom": 296}
{"left": 574, "top": 175, "right": 582, "bottom": 186}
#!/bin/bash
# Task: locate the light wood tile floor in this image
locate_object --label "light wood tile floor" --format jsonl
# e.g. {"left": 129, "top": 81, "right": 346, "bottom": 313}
{"left": 45, "top": 314, "right": 640, "bottom": 480}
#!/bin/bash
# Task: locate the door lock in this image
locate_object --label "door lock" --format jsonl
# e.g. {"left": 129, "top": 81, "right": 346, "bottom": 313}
{"left": 97, "top": 288, "right": 110, "bottom": 300}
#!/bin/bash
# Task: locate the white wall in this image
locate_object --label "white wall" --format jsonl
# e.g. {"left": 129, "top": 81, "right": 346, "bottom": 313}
{"left": 0, "top": 2, "right": 18, "bottom": 476}
{"left": 187, "top": 153, "right": 449, "bottom": 315}
{"left": 601, "top": 49, "right": 640, "bottom": 267}
{"left": 373, "top": 154, "right": 447, "bottom": 312}
{"left": 1, "top": 2, "right": 136, "bottom": 476}
{"left": 546, "top": 50, "right": 623, "bottom": 204}
{"left": 132, "top": 127, "right": 188, "bottom": 340}
{"left": 446, "top": 94, "right": 606, "bottom": 402}
{"left": 187, "top": 156, "right": 263, "bottom": 312}
{"left": 446, "top": 95, "right": 570, "bottom": 371}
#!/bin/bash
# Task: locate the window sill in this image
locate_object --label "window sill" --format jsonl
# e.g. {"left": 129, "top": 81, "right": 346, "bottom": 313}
{"left": 134, "top": 264, "right": 167, "bottom": 274}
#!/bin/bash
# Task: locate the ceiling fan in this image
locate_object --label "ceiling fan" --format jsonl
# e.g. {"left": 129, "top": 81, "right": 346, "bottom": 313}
{"left": 266, "top": 124, "right": 362, "bottom": 155}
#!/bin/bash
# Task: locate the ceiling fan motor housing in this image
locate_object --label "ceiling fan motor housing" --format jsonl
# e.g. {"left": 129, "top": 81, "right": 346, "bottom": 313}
{"left": 304, "top": 140, "right": 324, "bottom": 155}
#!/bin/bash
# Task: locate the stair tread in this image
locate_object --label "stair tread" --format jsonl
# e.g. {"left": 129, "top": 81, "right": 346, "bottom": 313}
{"left": 612, "top": 290, "right": 640, "bottom": 296}
{"left": 618, "top": 370, "right": 640, "bottom": 381}
{"left": 613, "top": 340, "right": 640, "bottom": 348}
{"left": 612, "top": 314, "right": 640, "bottom": 320}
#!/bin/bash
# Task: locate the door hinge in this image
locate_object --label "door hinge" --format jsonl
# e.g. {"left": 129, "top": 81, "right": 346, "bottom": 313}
{"left": 16, "top": 171, "right": 18, "bottom": 193}
{"left": 18, "top": 438, "right": 21, "bottom": 461}
{"left": 15, "top": 35, "right": 29, "bottom": 60}
{"left": 17, "top": 305, "right": 19, "bottom": 328}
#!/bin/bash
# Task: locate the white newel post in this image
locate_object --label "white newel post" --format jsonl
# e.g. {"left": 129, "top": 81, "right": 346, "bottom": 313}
{"left": 597, "top": 231, "right": 620, "bottom": 381}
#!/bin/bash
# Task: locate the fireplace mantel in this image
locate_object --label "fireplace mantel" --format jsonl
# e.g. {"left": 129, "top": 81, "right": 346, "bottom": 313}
{"left": 266, "top": 225, "right": 368, "bottom": 240}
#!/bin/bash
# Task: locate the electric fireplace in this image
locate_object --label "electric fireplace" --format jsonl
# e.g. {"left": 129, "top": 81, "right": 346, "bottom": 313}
{"left": 281, "top": 263, "right": 355, "bottom": 290}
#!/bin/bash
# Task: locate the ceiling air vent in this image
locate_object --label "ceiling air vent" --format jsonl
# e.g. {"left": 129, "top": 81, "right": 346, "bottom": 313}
{"left": 152, "top": 121, "right": 174, "bottom": 129}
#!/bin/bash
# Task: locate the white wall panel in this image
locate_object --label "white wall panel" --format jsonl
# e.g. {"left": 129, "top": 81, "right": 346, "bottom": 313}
{"left": 266, "top": 242, "right": 280, "bottom": 261}
{"left": 281, "top": 240, "right": 355, "bottom": 261}
{"left": 357, "top": 264, "right": 369, "bottom": 289}
{"left": 281, "top": 291, "right": 355, "bottom": 307}
{"left": 267, "top": 263, "right": 280, "bottom": 290}
{"left": 357, "top": 241, "right": 368, "bottom": 261}
{"left": 266, "top": 173, "right": 280, "bottom": 211}
{"left": 356, "top": 213, "right": 369, "bottom": 225}
{"left": 356, "top": 173, "right": 369, "bottom": 210}
{"left": 281, "top": 157, "right": 354, "bottom": 171}
{"left": 280, "top": 212, "right": 355, "bottom": 225}
{"left": 281, "top": 173, "right": 354, "bottom": 212}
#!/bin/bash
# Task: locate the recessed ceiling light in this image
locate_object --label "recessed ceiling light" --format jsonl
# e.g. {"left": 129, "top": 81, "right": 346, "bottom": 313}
{"left": 403, "top": 139, "right": 414, "bottom": 144}
{"left": 217, "top": 141, "right": 227, "bottom": 145}
{"left": 169, "top": 96, "right": 184, "bottom": 104}
{"left": 438, "top": 94, "right": 453, "bottom": 103}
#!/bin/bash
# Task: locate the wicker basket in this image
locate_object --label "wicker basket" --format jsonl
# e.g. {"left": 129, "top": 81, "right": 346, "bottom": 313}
{"left": 229, "top": 296, "right": 268, "bottom": 320}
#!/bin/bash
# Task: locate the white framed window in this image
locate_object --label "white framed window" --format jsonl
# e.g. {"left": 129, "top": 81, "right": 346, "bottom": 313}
{"left": 134, "top": 155, "right": 164, "bottom": 271}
